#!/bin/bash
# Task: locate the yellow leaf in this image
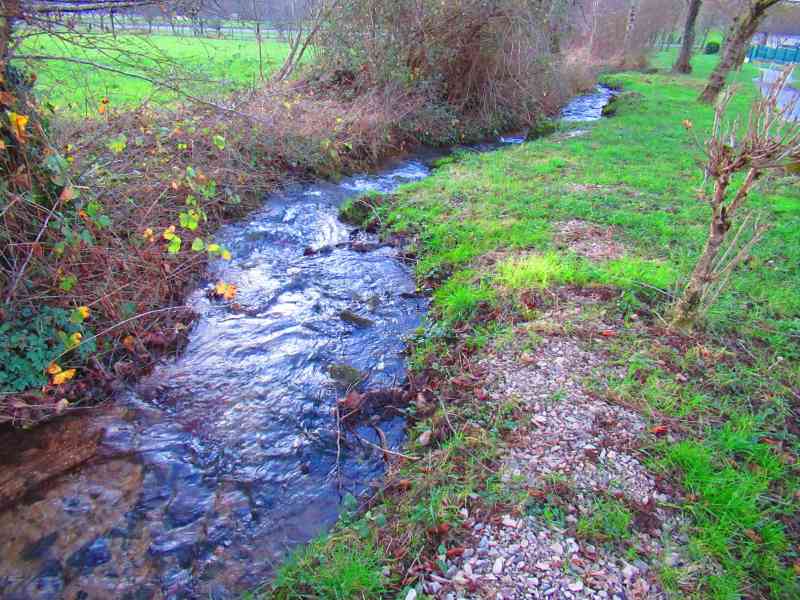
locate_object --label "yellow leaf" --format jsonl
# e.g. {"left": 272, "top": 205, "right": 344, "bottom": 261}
{"left": 682, "top": 119, "right": 693, "bottom": 130}
{"left": 7, "top": 111, "right": 29, "bottom": 141}
{"left": 214, "top": 282, "right": 237, "bottom": 301}
{"left": 77, "top": 306, "right": 90, "bottom": 320}
{"left": 55, "top": 398, "right": 70, "bottom": 414}
{"left": 122, "top": 335, "right": 136, "bottom": 351}
{"left": 0, "top": 139, "right": 6, "bottom": 151}
{"left": 47, "top": 363, "right": 63, "bottom": 375}
{"left": 163, "top": 225, "right": 176, "bottom": 240}
{"left": 143, "top": 227, "right": 155, "bottom": 242}
{"left": 221, "top": 249, "right": 232, "bottom": 261}
{"left": 67, "top": 332, "right": 82, "bottom": 349}
{"left": 52, "top": 368, "right": 77, "bottom": 385}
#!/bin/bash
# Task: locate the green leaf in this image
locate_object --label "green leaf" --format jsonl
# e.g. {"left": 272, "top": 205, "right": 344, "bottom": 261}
{"left": 85, "top": 200, "right": 102, "bottom": 218}
{"left": 191, "top": 237, "right": 205, "bottom": 252}
{"left": 60, "top": 274, "right": 77, "bottom": 292}
{"left": 167, "top": 235, "right": 182, "bottom": 254}
{"left": 107, "top": 134, "right": 127, "bottom": 154}
{"left": 179, "top": 210, "right": 200, "bottom": 231}
{"left": 212, "top": 135, "right": 226, "bottom": 150}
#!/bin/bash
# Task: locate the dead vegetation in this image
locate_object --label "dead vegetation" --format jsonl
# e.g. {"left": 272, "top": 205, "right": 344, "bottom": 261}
{"left": 2, "top": 1, "right": 609, "bottom": 428}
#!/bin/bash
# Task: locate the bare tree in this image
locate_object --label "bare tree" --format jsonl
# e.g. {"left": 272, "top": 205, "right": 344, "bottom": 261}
{"left": 699, "top": 0, "right": 786, "bottom": 103}
{"left": 588, "top": 0, "right": 601, "bottom": 53}
{"left": 621, "top": 0, "right": 639, "bottom": 62}
{"left": 672, "top": 68, "right": 800, "bottom": 328}
{"left": 674, "top": 0, "right": 704, "bottom": 73}
{"left": 274, "top": 0, "right": 340, "bottom": 82}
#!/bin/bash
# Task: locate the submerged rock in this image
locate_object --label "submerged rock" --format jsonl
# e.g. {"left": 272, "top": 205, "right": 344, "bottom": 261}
{"left": 339, "top": 309, "right": 375, "bottom": 328}
{"left": 328, "top": 363, "right": 365, "bottom": 388}
{"left": 66, "top": 538, "right": 111, "bottom": 573}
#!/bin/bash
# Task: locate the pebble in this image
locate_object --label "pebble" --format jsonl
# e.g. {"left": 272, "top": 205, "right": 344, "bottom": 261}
{"left": 621, "top": 564, "right": 637, "bottom": 582}
{"left": 502, "top": 515, "right": 518, "bottom": 528}
{"left": 493, "top": 557, "right": 505, "bottom": 575}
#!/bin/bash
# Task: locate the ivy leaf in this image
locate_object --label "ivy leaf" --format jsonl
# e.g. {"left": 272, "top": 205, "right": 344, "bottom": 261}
{"left": 60, "top": 274, "right": 77, "bottom": 292}
{"left": 167, "top": 235, "right": 182, "bottom": 254}
{"left": 179, "top": 210, "right": 199, "bottom": 231}
{"left": 69, "top": 306, "right": 90, "bottom": 324}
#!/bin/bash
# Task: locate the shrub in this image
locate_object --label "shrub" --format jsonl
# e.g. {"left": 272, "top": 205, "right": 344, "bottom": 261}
{"left": 314, "top": 1, "right": 576, "bottom": 133}
{"left": 705, "top": 41, "right": 721, "bottom": 55}
{"left": 0, "top": 307, "right": 96, "bottom": 395}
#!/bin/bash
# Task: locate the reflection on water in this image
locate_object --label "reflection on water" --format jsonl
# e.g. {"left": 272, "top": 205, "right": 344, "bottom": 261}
{"left": 0, "top": 87, "right": 613, "bottom": 600}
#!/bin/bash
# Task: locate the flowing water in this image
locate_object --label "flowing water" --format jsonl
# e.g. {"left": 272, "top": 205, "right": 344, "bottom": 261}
{"left": 0, "top": 87, "right": 612, "bottom": 600}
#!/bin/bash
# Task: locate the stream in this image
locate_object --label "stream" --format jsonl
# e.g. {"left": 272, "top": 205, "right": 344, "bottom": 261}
{"left": 0, "top": 86, "right": 612, "bottom": 600}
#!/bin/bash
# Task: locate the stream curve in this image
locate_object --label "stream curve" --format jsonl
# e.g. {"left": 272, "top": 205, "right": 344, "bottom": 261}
{"left": 0, "top": 86, "right": 612, "bottom": 600}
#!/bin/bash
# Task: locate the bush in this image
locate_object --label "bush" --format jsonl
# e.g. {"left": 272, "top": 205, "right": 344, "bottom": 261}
{"left": 705, "top": 41, "right": 721, "bottom": 55}
{"left": 314, "top": 0, "right": 575, "bottom": 133}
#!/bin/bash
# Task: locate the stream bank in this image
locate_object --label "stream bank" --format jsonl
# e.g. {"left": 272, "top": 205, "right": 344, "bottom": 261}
{"left": 0, "top": 87, "right": 613, "bottom": 600}
{"left": 266, "top": 61, "right": 799, "bottom": 600}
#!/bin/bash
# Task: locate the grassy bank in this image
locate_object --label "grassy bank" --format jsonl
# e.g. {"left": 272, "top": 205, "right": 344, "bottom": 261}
{"left": 266, "top": 54, "right": 799, "bottom": 599}
{"left": 16, "top": 33, "right": 290, "bottom": 113}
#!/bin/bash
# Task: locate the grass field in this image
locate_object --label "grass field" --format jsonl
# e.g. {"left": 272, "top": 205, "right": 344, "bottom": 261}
{"left": 15, "top": 33, "right": 291, "bottom": 113}
{"left": 268, "top": 52, "right": 800, "bottom": 599}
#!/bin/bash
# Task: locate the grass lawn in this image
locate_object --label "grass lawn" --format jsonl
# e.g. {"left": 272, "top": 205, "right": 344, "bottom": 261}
{"left": 15, "top": 33, "right": 291, "bottom": 113}
{"left": 267, "top": 52, "right": 800, "bottom": 599}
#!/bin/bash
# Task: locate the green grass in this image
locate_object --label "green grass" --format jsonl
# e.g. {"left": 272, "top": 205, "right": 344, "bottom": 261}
{"left": 267, "top": 533, "right": 387, "bottom": 600}
{"left": 15, "top": 33, "right": 291, "bottom": 113}
{"left": 269, "top": 52, "right": 799, "bottom": 599}
{"left": 576, "top": 498, "right": 634, "bottom": 543}
{"left": 378, "top": 52, "right": 799, "bottom": 356}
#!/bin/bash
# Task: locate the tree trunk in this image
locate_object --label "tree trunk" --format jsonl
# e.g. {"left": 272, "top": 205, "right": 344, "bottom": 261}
{"left": 588, "top": 0, "right": 600, "bottom": 55}
{"left": 673, "top": 0, "right": 703, "bottom": 74}
{"left": 699, "top": 1, "right": 782, "bottom": 104}
{"left": 670, "top": 201, "right": 729, "bottom": 329}
{"left": 699, "top": 27, "right": 710, "bottom": 51}
{"left": 0, "top": 0, "right": 19, "bottom": 68}
{"left": 621, "top": 0, "right": 639, "bottom": 64}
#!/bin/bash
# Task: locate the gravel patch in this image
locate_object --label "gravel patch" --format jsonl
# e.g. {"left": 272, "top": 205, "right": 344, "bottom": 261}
{"left": 482, "top": 337, "right": 658, "bottom": 505}
{"left": 554, "top": 220, "right": 626, "bottom": 262}
{"left": 420, "top": 332, "right": 685, "bottom": 598}
{"left": 424, "top": 513, "right": 664, "bottom": 599}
